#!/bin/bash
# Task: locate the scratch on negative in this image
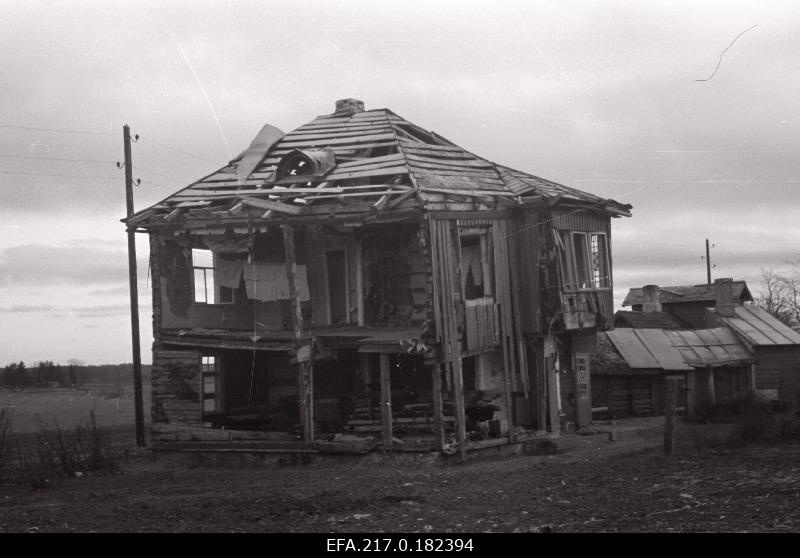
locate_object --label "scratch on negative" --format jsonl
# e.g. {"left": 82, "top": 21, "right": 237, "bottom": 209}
{"left": 695, "top": 24, "right": 758, "bottom": 82}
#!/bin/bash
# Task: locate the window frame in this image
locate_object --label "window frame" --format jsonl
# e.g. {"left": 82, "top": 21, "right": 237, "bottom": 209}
{"left": 191, "top": 248, "right": 236, "bottom": 305}
{"left": 200, "top": 354, "right": 224, "bottom": 415}
{"left": 458, "top": 229, "right": 493, "bottom": 301}
{"left": 589, "top": 232, "right": 611, "bottom": 290}
{"left": 555, "top": 230, "right": 611, "bottom": 293}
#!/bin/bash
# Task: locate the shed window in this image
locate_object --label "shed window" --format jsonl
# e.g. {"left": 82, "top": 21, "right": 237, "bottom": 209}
{"left": 192, "top": 249, "right": 234, "bottom": 304}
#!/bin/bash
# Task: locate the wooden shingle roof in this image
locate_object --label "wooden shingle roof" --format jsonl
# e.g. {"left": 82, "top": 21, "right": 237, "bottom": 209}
{"left": 614, "top": 310, "right": 687, "bottom": 330}
{"left": 126, "top": 101, "right": 631, "bottom": 229}
{"left": 623, "top": 281, "right": 752, "bottom": 307}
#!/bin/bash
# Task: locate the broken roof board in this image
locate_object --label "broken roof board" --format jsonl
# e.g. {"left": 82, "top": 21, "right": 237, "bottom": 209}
{"left": 713, "top": 305, "right": 800, "bottom": 347}
{"left": 622, "top": 281, "right": 752, "bottom": 307}
{"left": 664, "top": 328, "right": 752, "bottom": 367}
{"left": 606, "top": 329, "right": 693, "bottom": 371}
{"left": 125, "top": 102, "right": 632, "bottom": 227}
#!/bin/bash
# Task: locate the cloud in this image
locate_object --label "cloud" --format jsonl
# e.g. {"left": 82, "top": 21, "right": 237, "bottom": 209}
{"left": 0, "top": 304, "right": 57, "bottom": 313}
{"left": 0, "top": 240, "right": 138, "bottom": 286}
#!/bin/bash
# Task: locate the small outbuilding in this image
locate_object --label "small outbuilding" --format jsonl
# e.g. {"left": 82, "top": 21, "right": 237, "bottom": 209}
{"left": 592, "top": 326, "right": 753, "bottom": 419}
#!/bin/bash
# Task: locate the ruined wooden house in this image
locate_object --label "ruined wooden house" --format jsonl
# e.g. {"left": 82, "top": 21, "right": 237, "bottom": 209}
{"left": 124, "top": 99, "right": 631, "bottom": 455}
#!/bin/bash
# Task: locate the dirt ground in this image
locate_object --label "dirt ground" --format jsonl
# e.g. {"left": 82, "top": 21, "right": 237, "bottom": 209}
{"left": 2, "top": 422, "right": 800, "bottom": 533}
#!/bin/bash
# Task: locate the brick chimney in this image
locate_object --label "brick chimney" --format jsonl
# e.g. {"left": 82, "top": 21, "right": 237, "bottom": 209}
{"left": 642, "top": 284, "right": 662, "bottom": 313}
{"left": 334, "top": 98, "right": 365, "bottom": 116}
{"left": 714, "top": 277, "right": 736, "bottom": 317}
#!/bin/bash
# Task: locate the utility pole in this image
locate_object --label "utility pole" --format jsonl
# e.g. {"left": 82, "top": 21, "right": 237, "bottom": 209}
{"left": 123, "top": 124, "right": 145, "bottom": 448}
{"left": 705, "top": 238, "right": 712, "bottom": 285}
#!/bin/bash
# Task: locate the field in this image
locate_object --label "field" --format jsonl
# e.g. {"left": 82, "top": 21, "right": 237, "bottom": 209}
{"left": 1, "top": 387, "right": 800, "bottom": 533}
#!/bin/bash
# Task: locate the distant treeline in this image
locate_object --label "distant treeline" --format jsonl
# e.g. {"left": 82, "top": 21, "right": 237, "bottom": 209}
{"left": 1, "top": 361, "right": 152, "bottom": 388}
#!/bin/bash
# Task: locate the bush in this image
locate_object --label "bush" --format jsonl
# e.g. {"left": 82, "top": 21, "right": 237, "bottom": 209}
{"left": 0, "top": 407, "right": 14, "bottom": 481}
{"left": 16, "top": 410, "right": 118, "bottom": 489}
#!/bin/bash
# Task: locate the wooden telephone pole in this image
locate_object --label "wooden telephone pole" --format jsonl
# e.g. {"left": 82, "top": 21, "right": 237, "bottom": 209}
{"left": 123, "top": 124, "right": 146, "bottom": 448}
{"left": 705, "top": 239, "right": 712, "bottom": 285}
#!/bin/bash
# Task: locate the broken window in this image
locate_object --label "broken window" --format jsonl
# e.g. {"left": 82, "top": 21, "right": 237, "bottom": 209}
{"left": 589, "top": 233, "right": 610, "bottom": 288}
{"left": 201, "top": 355, "right": 223, "bottom": 414}
{"left": 192, "top": 248, "right": 235, "bottom": 304}
{"left": 555, "top": 231, "right": 610, "bottom": 291}
{"left": 459, "top": 232, "right": 492, "bottom": 301}
{"left": 571, "top": 232, "right": 590, "bottom": 289}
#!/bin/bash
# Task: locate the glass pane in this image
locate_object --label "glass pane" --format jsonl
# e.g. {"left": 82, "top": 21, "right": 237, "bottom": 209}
{"left": 193, "top": 269, "right": 207, "bottom": 303}
{"left": 590, "top": 234, "right": 609, "bottom": 288}
{"left": 206, "top": 274, "right": 216, "bottom": 304}
{"left": 203, "top": 376, "right": 216, "bottom": 394}
{"left": 572, "top": 233, "right": 590, "bottom": 288}
{"left": 192, "top": 248, "right": 214, "bottom": 268}
{"left": 203, "top": 398, "right": 216, "bottom": 412}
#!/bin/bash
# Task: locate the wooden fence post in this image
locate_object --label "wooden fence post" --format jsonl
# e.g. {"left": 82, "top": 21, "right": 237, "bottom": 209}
{"left": 664, "top": 378, "right": 677, "bottom": 457}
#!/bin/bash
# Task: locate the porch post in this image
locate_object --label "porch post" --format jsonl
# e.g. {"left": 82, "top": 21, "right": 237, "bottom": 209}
{"left": 749, "top": 363, "right": 757, "bottom": 393}
{"left": 282, "top": 224, "right": 313, "bottom": 442}
{"left": 380, "top": 353, "right": 393, "bottom": 450}
{"left": 685, "top": 370, "right": 696, "bottom": 420}
{"left": 707, "top": 366, "right": 716, "bottom": 407}
{"left": 431, "top": 362, "right": 445, "bottom": 452}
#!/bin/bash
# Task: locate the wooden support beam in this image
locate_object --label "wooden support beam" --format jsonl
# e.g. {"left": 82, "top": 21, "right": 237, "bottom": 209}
{"left": 283, "top": 224, "right": 313, "bottom": 442}
{"left": 164, "top": 207, "right": 184, "bottom": 222}
{"left": 686, "top": 370, "right": 696, "bottom": 420}
{"left": 448, "top": 225, "right": 468, "bottom": 461}
{"left": 240, "top": 195, "right": 303, "bottom": 215}
{"left": 355, "top": 238, "right": 365, "bottom": 327}
{"left": 431, "top": 363, "right": 445, "bottom": 453}
{"left": 380, "top": 353, "right": 393, "bottom": 451}
{"left": 546, "top": 354, "right": 560, "bottom": 434}
{"left": 707, "top": 366, "right": 716, "bottom": 407}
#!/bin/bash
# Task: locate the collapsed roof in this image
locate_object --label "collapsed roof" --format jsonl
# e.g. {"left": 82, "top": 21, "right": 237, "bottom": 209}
{"left": 126, "top": 99, "right": 632, "bottom": 230}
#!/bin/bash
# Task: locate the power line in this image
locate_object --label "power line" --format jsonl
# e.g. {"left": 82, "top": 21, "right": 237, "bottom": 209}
{"left": 0, "top": 170, "right": 118, "bottom": 180}
{"left": 133, "top": 166, "right": 185, "bottom": 184}
{"left": 138, "top": 178, "right": 177, "bottom": 192}
{"left": 0, "top": 124, "right": 116, "bottom": 136}
{"left": 139, "top": 135, "right": 225, "bottom": 166}
{"left": 0, "top": 154, "right": 116, "bottom": 164}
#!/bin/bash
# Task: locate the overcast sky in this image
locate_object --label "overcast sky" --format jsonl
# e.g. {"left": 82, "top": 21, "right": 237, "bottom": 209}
{"left": 1, "top": 0, "right": 798, "bottom": 365}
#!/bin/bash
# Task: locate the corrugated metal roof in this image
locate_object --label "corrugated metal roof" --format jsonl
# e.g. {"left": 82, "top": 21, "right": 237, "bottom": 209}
{"left": 125, "top": 102, "right": 631, "bottom": 228}
{"left": 606, "top": 327, "right": 752, "bottom": 371}
{"left": 664, "top": 328, "right": 753, "bottom": 366}
{"left": 714, "top": 305, "right": 800, "bottom": 346}
{"left": 606, "top": 329, "right": 693, "bottom": 371}
{"left": 623, "top": 281, "right": 752, "bottom": 307}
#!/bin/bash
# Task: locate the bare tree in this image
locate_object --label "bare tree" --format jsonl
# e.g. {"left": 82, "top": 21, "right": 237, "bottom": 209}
{"left": 754, "top": 261, "right": 800, "bottom": 327}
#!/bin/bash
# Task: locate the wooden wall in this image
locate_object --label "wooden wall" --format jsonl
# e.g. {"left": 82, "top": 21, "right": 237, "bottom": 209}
{"left": 151, "top": 349, "right": 201, "bottom": 427}
{"left": 362, "top": 223, "right": 428, "bottom": 327}
{"left": 755, "top": 347, "right": 800, "bottom": 400}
